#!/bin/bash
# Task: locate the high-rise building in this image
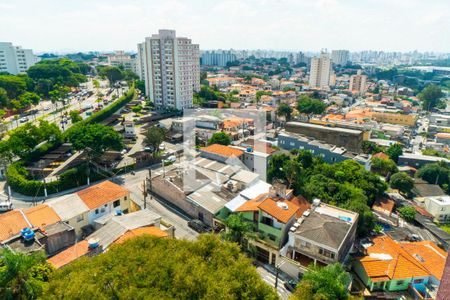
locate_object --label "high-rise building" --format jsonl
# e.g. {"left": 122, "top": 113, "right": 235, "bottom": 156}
{"left": 201, "top": 50, "right": 237, "bottom": 67}
{"left": 331, "top": 50, "right": 350, "bottom": 66}
{"left": 0, "top": 42, "right": 39, "bottom": 75}
{"left": 295, "top": 52, "right": 307, "bottom": 65}
{"left": 349, "top": 70, "right": 367, "bottom": 95}
{"left": 107, "top": 50, "right": 136, "bottom": 72}
{"left": 137, "top": 30, "right": 200, "bottom": 110}
{"left": 309, "top": 52, "right": 333, "bottom": 89}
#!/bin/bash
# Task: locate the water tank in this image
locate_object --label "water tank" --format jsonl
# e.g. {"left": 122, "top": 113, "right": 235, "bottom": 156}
{"left": 88, "top": 238, "right": 100, "bottom": 249}
{"left": 115, "top": 209, "right": 123, "bottom": 216}
{"left": 246, "top": 147, "right": 253, "bottom": 153}
{"left": 313, "top": 198, "right": 321, "bottom": 206}
{"left": 20, "top": 228, "right": 35, "bottom": 241}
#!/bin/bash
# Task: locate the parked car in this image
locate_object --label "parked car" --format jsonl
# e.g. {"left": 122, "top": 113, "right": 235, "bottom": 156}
{"left": 187, "top": 219, "right": 211, "bottom": 233}
{"left": 283, "top": 279, "right": 299, "bottom": 292}
{"left": 163, "top": 155, "right": 176, "bottom": 164}
{"left": 19, "top": 117, "right": 29, "bottom": 123}
{"left": 0, "top": 201, "right": 13, "bottom": 212}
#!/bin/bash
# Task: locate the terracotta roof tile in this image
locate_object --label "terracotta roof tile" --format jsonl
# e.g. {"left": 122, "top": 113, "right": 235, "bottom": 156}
{"left": 372, "top": 198, "right": 395, "bottom": 214}
{"left": 0, "top": 210, "right": 30, "bottom": 242}
{"left": 235, "top": 193, "right": 268, "bottom": 212}
{"left": 258, "top": 197, "right": 300, "bottom": 224}
{"left": 372, "top": 152, "right": 390, "bottom": 160}
{"left": 201, "top": 144, "right": 244, "bottom": 158}
{"left": 114, "top": 226, "right": 168, "bottom": 244}
{"left": 24, "top": 204, "right": 61, "bottom": 228}
{"left": 77, "top": 180, "right": 130, "bottom": 210}
{"left": 47, "top": 240, "right": 90, "bottom": 269}
{"left": 358, "top": 236, "right": 447, "bottom": 281}
{"left": 289, "top": 196, "right": 311, "bottom": 218}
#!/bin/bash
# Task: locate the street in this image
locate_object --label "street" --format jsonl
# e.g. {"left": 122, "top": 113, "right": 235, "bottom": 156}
{"left": 256, "top": 265, "right": 292, "bottom": 300}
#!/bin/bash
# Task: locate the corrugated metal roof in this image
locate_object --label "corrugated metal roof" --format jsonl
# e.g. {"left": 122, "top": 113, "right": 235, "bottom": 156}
{"left": 47, "top": 193, "right": 89, "bottom": 221}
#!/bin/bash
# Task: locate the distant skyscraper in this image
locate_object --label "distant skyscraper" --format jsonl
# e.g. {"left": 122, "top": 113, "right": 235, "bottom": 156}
{"left": 295, "top": 52, "right": 307, "bottom": 65}
{"left": 137, "top": 30, "right": 200, "bottom": 110}
{"left": 201, "top": 50, "right": 237, "bottom": 67}
{"left": 331, "top": 50, "right": 350, "bottom": 66}
{"left": 349, "top": 70, "right": 367, "bottom": 95}
{"left": 0, "top": 42, "right": 38, "bottom": 75}
{"left": 309, "top": 52, "right": 333, "bottom": 89}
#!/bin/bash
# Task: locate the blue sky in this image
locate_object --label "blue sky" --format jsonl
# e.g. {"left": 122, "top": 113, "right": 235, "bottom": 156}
{"left": 1, "top": 0, "right": 449, "bottom": 53}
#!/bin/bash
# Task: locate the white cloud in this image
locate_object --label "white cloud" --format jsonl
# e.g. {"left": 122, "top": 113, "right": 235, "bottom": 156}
{"left": 0, "top": 0, "right": 449, "bottom": 52}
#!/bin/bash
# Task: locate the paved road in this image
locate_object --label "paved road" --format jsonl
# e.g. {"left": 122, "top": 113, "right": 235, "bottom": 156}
{"left": 256, "top": 265, "right": 291, "bottom": 300}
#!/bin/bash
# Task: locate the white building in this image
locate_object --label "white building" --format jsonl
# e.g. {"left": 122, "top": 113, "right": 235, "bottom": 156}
{"left": 201, "top": 50, "right": 236, "bottom": 67}
{"left": 309, "top": 52, "right": 333, "bottom": 89}
{"left": 107, "top": 50, "right": 136, "bottom": 72}
{"left": 331, "top": 50, "right": 350, "bottom": 66}
{"left": 349, "top": 70, "right": 367, "bottom": 95}
{"left": 137, "top": 30, "right": 200, "bottom": 110}
{"left": 424, "top": 195, "right": 450, "bottom": 223}
{"left": 0, "top": 42, "right": 39, "bottom": 74}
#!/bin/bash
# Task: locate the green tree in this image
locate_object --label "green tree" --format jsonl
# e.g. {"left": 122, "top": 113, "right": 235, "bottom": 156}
{"left": 135, "top": 80, "right": 145, "bottom": 93}
{"left": 98, "top": 66, "right": 124, "bottom": 86}
{"left": 292, "top": 263, "right": 350, "bottom": 300}
{"left": 0, "top": 248, "right": 53, "bottom": 300}
{"left": 45, "top": 235, "right": 277, "bottom": 299}
{"left": 370, "top": 157, "right": 398, "bottom": 176}
{"left": 223, "top": 214, "right": 255, "bottom": 248}
{"left": 385, "top": 143, "right": 403, "bottom": 163}
{"left": 19, "top": 92, "right": 40, "bottom": 106}
{"left": 267, "top": 153, "right": 290, "bottom": 183}
{"left": 277, "top": 103, "right": 292, "bottom": 120}
{"left": 416, "top": 161, "right": 450, "bottom": 187}
{"left": 361, "top": 141, "right": 382, "bottom": 155}
{"left": 131, "top": 105, "right": 142, "bottom": 113}
{"left": 390, "top": 172, "right": 414, "bottom": 195}
{"left": 208, "top": 132, "right": 231, "bottom": 146}
{"left": 419, "top": 84, "right": 443, "bottom": 111}
{"left": 65, "top": 123, "right": 123, "bottom": 156}
{"left": 0, "top": 87, "right": 10, "bottom": 107}
{"left": 397, "top": 206, "right": 416, "bottom": 223}
{"left": 144, "top": 126, "right": 166, "bottom": 156}
{"left": 297, "top": 95, "right": 326, "bottom": 115}
{"left": 0, "top": 75, "right": 28, "bottom": 99}
{"left": 69, "top": 110, "right": 82, "bottom": 123}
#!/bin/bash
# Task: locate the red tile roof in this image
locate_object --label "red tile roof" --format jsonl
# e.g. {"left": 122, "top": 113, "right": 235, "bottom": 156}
{"left": 47, "top": 240, "right": 90, "bottom": 269}
{"left": 358, "top": 236, "right": 447, "bottom": 281}
{"left": 0, "top": 210, "right": 30, "bottom": 242}
{"left": 114, "top": 226, "right": 168, "bottom": 244}
{"left": 77, "top": 180, "right": 129, "bottom": 209}
{"left": 201, "top": 144, "right": 244, "bottom": 158}
{"left": 258, "top": 198, "right": 300, "bottom": 224}
{"left": 24, "top": 204, "right": 61, "bottom": 228}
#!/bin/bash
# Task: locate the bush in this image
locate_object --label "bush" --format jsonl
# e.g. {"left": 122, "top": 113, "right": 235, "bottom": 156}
{"left": 398, "top": 206, "right": 416, "bottom": 223}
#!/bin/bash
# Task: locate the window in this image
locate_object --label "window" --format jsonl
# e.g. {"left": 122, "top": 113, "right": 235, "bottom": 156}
{"left": 319, "top": 248, "right": 335, "bottom": 259}
{"left": 124, "top": 196, "right": 128, "bottom": 201}
{"left": 413, "top": 279, "right": 424, "bottom": 284}
{"left": 397, "top": 280, "right": 405, "bottom": 286}
{"left": 100, "top": 208, "right": 105, "bottom": 213}
{"left": 76, "top": 215, "right": 84, "bottom": 222}
{"left": 95, "top": 209, "right": 99, "bottom": 214}
{"left": 261, "top": 216, "right": 274, "bottom": 226}
{"left": 301, "top": 240, "right": 311, "bottom": 248}
{"left": 268, "top": 234, "right": 277, "bottom": 241}
{"left": 113, "top": 200, "right": 120, "bottom": 208}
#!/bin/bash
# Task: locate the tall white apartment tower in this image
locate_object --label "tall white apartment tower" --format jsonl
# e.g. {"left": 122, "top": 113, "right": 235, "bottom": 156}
{"left": 0, "top": 42, "right": 38, "bottom": 75}
{"left": 137, "top": 30, "right": 200, "bottom": 110}
{"left": 331, "top": 50, "right": 350, "bottom": 66}
{"left": 309, "top": 52, "right": 333, "bottom": 89}
{"left": 349, "top": 70, "right": 367, "bottom": 95}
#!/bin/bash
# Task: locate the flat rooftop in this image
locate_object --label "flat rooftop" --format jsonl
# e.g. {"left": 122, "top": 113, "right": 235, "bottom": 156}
{"left": 286, "top": 121, "right": 363, "bottom": 134}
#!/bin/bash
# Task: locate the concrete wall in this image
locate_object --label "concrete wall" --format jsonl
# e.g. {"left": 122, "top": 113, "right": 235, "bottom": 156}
{"left": 286, "top": 123, "right": 364, "bottom": 152}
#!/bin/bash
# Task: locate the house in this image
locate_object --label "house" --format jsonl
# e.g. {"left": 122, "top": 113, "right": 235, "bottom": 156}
{"left": 76, "top": 180, "right": 134, "bottom": 224}
{"left": 223, "top": 183, "right": 309, "bottom": 265}
{"left": 398, "top": 153, "right": 450, "bottom": 169}
{"left": 354, "top": 236, "right": 447, "bottom": 298}
{"left": 413, "top": 179, "right": 446, "bottom": 198}
{"left": 199, "top": 144, "right": 244, "bottom": 164}
{"left": 423, "top": 195, "right": 450, "bottom": 223}
{"left": 47, "top": 210, "right": 171, "bottom": 269}
{"left": 372, "top": 197, "right": 396, "bottom": 217}
{"left": 281, "top": 201, "right": 358, "bottom": 269}
{"left": 436, "top": 255, "right": 450, "bottom": 300}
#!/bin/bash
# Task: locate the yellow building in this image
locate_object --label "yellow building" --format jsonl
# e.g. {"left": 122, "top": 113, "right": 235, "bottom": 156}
{"left": 372, "top": 112, "right": 417, "bottom": 126}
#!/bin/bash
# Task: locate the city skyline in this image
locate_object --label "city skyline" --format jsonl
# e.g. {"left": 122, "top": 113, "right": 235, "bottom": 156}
{"left": 1, "top": 0, "right": 449, "bottom": 53}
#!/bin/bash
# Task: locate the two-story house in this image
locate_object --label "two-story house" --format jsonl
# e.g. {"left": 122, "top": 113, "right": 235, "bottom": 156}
{"left": 354, "top": 236, "right": 447, "bottom": 299}
{"left": 281, "top": 200, "right": 358, "bottom": 269}
{"left": 231, "top": 183, "right": 310, "bottom": 265}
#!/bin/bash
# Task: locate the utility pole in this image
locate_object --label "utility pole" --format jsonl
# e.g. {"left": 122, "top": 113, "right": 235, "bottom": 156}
{"left": 142, "top": 179, "right": 148, "bottom": 209}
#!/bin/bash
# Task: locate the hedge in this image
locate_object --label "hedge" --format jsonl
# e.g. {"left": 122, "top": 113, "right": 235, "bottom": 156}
{"left": 6, "top": 162, "right": 105, "bottom": 196}
{"left": 6, "top": 85, "right": 136, "bottom": 196}
{"left": 85, "top": 85, "right": 135, "bottom": 124}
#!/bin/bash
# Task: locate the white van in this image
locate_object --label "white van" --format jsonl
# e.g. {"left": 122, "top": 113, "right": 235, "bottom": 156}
{"left": 0, "top": 201, "right": 13, "bottom": 212}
